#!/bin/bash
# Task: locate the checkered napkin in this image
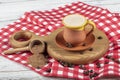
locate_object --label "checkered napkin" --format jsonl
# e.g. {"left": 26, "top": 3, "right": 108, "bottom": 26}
{"left": 0, "top": 1, "right": 120, "bottom": 80}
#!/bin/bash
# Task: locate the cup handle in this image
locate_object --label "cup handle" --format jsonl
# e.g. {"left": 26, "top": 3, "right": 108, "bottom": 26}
{"left": 84, "top": 20, "right": 96, "bottom": 36}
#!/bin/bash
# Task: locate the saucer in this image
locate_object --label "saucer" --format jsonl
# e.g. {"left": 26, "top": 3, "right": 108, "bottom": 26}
{"left": 55, "top": 31, "right": 95, "bottom": 51}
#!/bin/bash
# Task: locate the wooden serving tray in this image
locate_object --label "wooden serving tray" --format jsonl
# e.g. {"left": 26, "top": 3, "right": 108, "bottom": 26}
{"left": 38, "top": 28, "right": 109, "bottom": 65}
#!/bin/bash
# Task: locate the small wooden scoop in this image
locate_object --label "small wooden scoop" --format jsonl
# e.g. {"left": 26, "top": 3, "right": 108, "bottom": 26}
{"left": 29, "top": 39, "right": 45, "bottom": 54}
{"left": 27, "top": 40, "right": 47, "bottom": 68}
{"left": 3, "top": 39, "right": 47, "bottom": 68}
{"left": 3, "top": 39, "right": 45, "bottom": 55}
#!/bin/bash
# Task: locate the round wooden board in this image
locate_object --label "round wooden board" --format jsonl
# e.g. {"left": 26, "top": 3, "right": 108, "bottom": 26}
{"left": 43, "top": 28, "right": 109, "bottom": 64}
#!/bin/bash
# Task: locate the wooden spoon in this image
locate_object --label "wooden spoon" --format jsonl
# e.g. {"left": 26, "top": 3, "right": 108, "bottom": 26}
{"left": 3, "top": 39, "right": 45, "bottom": 55}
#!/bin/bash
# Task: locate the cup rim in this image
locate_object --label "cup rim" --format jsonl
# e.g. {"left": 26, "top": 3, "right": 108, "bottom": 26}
{"left": 62, "top": 14, "right": 87, "bottom": 30}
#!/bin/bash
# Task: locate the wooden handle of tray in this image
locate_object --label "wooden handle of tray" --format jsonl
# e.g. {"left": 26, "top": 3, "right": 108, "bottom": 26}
{"left": 9, "top": 30, "right": 35, "bottom": 48}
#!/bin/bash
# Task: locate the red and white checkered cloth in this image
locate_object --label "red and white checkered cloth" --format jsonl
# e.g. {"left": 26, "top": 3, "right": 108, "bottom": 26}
{"left": 0, "top": 1, "right": 120, "bottom": 80}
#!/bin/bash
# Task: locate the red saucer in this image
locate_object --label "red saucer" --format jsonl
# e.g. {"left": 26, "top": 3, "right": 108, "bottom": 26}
{"left": 55, "top": 31, "right": 95, "bottom": 51}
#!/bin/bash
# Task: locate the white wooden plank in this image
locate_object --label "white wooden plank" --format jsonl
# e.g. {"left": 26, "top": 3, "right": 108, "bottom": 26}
{"left": 0, "top": 0, "right": 119, "bottom": 21}
{"left": 0, "top": 20, "right": 15, "bottom": 28}
{"left": 0, "top": 0, "right": 79, "bottom": 28}
{"left": 0, "top": 57, "right": 70, "bottom": 80}
{"left": 0, "top": 0, "right": 118, "bottom": 18}
{"left": 0, "top": 57, "right": 28, "bottom": 71}
{"left": 0, "top": 0, "right": 27, "bottom": 3}
{"left": 0, "top": 70, "right": 71, "bottom": 80}
{"left": 0, "top": 0, "right": 78, "bottom": 20}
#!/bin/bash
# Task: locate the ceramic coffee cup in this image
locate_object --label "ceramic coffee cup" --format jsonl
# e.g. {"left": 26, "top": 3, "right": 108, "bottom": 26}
{"left": 62, "top": 14, "right": 96, "bottom": 46}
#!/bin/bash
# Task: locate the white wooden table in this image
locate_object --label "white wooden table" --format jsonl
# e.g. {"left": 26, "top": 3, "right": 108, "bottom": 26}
{"left": 0, "top": 0, "right": 120, "bottom": 80}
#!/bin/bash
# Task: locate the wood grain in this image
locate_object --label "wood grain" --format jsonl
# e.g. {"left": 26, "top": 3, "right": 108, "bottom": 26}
{"left": 46, "top": 28, "right": 109, "bottom": 64}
